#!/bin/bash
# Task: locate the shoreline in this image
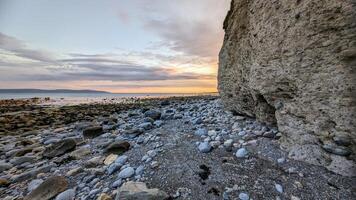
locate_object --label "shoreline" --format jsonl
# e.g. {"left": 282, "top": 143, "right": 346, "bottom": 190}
{"left": 0, "top": 95, "right": 354, "bottom": 199}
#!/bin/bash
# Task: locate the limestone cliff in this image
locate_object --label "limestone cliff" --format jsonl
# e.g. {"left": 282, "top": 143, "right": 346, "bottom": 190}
{"left": 218, "top": 0, "right": 356, "bottom": 176}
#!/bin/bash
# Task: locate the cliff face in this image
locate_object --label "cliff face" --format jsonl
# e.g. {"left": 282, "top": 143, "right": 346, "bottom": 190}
{"left": 218, "top": 0, "right": 356, "bottom": 176}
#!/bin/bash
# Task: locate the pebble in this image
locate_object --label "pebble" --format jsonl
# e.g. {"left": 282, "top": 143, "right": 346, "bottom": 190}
{"left": 118, "top": 167, "right": 135, "bottom": 179}
{"left": 198, "top": 142, "right": 212, "bottom": 153}
{"left": 235, "top": 148, "right": 248, "bottom": 158}
{"left": 195, "top": 128, "right": 208, "bottom": 136}
{"left": 104, "top": 154, "right": 118, "bottom": 165}
{"left": 115, "top": 155, "right": 128, "bottom": 165}
{"left": 277, "top": 158, "right": 285, "bottom": 164}
{"left": 239, "top": 192, "right": 249, "bottom": 200}
{"left": 27, "top": 179, "right": 44, "bottom": 192}
{"left": 275, "top": 184, "right": 283, "bottom": 193}
{"left": 112, "top": 179, "right": 123, "bottom": 188}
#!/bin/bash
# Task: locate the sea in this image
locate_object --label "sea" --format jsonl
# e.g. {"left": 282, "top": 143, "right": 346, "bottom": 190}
{"left": 0, "top": 92, "right": 217, "bottom": 105}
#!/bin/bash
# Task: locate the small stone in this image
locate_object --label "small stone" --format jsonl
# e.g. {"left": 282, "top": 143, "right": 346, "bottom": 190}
{"left": 118, "top": 167, "right": 135, "bottom": 179}
{"left": 0, "top": 162, "right": 13, "bottom": 172}
{"left": 151, "top": 161, "right": 159, "bottom": 168}
{"left": 224, "top": 139, "right": 233, "bottom": 147}
{"left": 104, "top": 154, "right": 118, "bottom": 165}
{"left": 115, "top": 155, "right": 128, "bottom": 165}
{"left": 235, "top": 148, "right": 248, "bottom": 158}
{"left": 198, "top": 142, "right": 212, "bottom": 153}
{"left": 194, "top": 128, "right": 208, "bottom": 136}
{"left": 275, "top": 184, "right": 283, "bottom": 193}
{"left": 112, "top": 179, "right": 123, "bottom": 188}
{"left": 135, "top": 165, "right": 144, "bottom": 176}
{"left": 107, "top": 163, "right": 122, "bottom": 175}
{"left": 66, "top": 167, "right": 83, "bottom": 176}
{"left": 138, "top": 122, "right": 153, "bottom": 130}
{"left": 239, "top": 192, "right": 249, "bottom": 200}
{"left": 0, "top": 178, "right": 10, "bottom": 187}
{"left": 55, "top": 189, "right": 75, "bottom": 200}
{"left": 83, "top": 126, "right": 103, "bottom": 138}
{"left": 85, "top": 156, "right": 104, "bottom": 168}
{"left": 277, "top": 158, "right": 285, "bottom": 164}
{"left": 333, "top": 135, "right": 351, "bottom": 146}
{"left": 10, "top": 156, "right": 36, "bottom": 165}
{"left": 24, "top": 176, "right": 68, "bottom": 200}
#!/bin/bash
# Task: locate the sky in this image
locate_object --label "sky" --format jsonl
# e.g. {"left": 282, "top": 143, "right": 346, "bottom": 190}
{"left": 0, "top": 0, "right": 231, "bottom": 93}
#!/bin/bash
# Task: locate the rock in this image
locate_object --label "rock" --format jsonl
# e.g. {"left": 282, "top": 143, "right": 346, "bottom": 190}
{"left": 0, "top": 178, "right": 10, "bottom": 187}
{"left": 10, "top": 156, "right": 36, "bottom": 165}
{"left": 11, "top": 164, "right": 55, "bottom": 183}
{"left": 138, "top": 122, "right": 153, "bottom": 130}
{"left": 43, "top": 138, "right": 77, "bottom": 158}
{"left": 0, "top": 162, "right": 13, "bottom": 172}
{"left": 160, "top": 100, "right": 170, "bottom": 106}
{"left": 83, "top": 126, "right": 103, "bottom": 138}
{"left": 85, "top": 156, "right": 104, "bottom": 168}
{"left": 144, "top": 110, "right": 161, "bottom": 120}
{"left": 135, "top": 165, "right": 144, "bottom": 176}
{"left": 69, "top": 147, "right": 91, "bottom": 160}
{"left": 238, "top": 192, "right": 249, "bottom": 200}
{"left": 192, "top": 118, "right": 203, "bottom": 125}
{"left": 153, "top": 120, "right": 163, "bottom": 127}
{"left": 55, "top": 189, "right": 75, "bottom": 200}
{"left": 151, "top": 161, "right": 159, "bottom": 168}
{"left": 122, "top": 128, "right": 143, "bottom": 138}
{"left": 66, "top": 167, "right": 84, "bottom": 176}
{"left": 223, "top": 139, "right": 233, "bottom": 148}
{"left": 235, "top": 148, "right": 248, "bottom": 158}
{"left": 275, "top": 184, "right": 283, "bottom": 193}
{"left": 104, "top": 154, "right": 118, "bottom": 165}
{"left": 333, "top": 135, "right": 352, "bottom": 146}
{"left": 322, "top": 144, "right": 352, "bottom": 156}
{"left": 112, "top": 179, "right": 123, "bottom": 188}
{"left": 118, "top": 167, "right": 135, "bottom": 179}
{"left": 115, "top": 155, "right": 128, "bottom": 165}
{"left": 24, "top": 176, "right": 68, "bottom": 200}
{"left": 218, "top": 0, "right": 356, "bottom": 175}
{"left": 107, "top": 163, "right": 122, "bottom": 175}
{"left": 277, "top": 158, "right": 286, "bottom": 164}
{"left": 198, "top": 142, "right": 212, "bottom": 153}
{"left": 104, "top": 141, "right": 130, "bottom": 155}
{"left": 97, "top": 193, "right": 112, "bottom": 200}
{"left": 194, "top": 128, "right": 208, "bottom": 136}
{"left": 115, "top": 181, "right": 169, "bottom": 200}
{"left": 27, "top": 179, "right": 44, "bottom": 192}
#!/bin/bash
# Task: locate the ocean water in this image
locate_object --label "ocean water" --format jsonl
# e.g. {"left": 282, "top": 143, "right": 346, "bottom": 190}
{"left": 0, "top": 92, "right": 216, "bottom": 105}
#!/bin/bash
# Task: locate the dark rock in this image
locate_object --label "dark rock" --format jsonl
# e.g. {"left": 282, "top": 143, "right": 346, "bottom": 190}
{"left": 322, "top": 144, "right": 352, "bottom": 156}
{"left": 43, "top": 139, "right": 77, "bottom": 158}
{"left": 104, "top": 141, "right": 130, "bottom": 155}
{"left": 24, "top": 176, "right": 68, "bottom": 200}
{"left": 333, "top": 136, "right": 352, "bottom": 146}
{"left": 83, "top": 126, "right": 103, "bottom": 138}
{"left": 122, "top": 128, "right": 143, "bottom": 138}
{"left": 160, "top": 100, "right": 170, "bottom": 106}
{"left": 144, "top": 110, "right": 161, "bottom": 120}
{"left": 0, "top": 178, "right": 10, "bottom": 187}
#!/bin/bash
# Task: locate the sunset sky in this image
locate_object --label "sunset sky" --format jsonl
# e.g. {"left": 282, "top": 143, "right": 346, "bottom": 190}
{"left": 0, "top": 0, "right": 230, "bottom": 93}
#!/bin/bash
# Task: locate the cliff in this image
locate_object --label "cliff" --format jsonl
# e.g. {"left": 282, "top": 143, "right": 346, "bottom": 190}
{"left": 218, "top": 0, "right": 356, "bottom": 176}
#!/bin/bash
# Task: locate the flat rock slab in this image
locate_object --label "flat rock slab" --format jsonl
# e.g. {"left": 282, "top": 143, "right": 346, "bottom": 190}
{"left": 43, "top": 139, "right": 76, "bottom": 158}
{"left": 24, "top": 176, "right": 68, "bottom": 200}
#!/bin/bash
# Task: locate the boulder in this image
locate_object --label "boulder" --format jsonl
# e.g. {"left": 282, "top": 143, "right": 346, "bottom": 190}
{"left": 104, "top": 141, "right": 130, "bottom": 155}
{"left": 218, "top": 0, "right": 356, "bottom": 175}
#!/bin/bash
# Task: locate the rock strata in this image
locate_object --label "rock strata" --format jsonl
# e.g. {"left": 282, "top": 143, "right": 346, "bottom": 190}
{"left": 218, "top": 0, "right": 356, "bottom": 176}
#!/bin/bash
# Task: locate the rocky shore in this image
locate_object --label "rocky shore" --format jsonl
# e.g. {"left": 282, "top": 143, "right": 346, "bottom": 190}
{"left": 0, "top": 96, "right": 355, "bottom": 200}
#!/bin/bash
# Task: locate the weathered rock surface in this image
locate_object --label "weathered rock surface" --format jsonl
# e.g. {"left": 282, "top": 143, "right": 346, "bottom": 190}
{"left": 24, "top": 176, "right": 68, "bottom": 200}
{"left": 115, "top": 181, "right": 169, "bottom": 200}
{"left": 43, "top": 138, "right": 76, "bottom": 158}
{"left": 218, "top": 0, "right": 356, "bottom": 176}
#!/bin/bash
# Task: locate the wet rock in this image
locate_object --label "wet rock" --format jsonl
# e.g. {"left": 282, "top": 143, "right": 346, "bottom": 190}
{"left": 322, "top": 144, "right": 351, "bottom": 156}
{"left": 144, "top": 110, "right": 161, "bottom": 120}
{"left": 115, "top": 181, "right": 169, "bottom": 200}
{"left": 333, "top": 136, "right": 352, "bottom": 146}
{"left": 235, "top": 148, "right": 248, "bottom": 158}
{"left": 118, "top": 167, "right": 135, "bottom": 179}
{"left": 43, "top": 138, "right": 77, "bottom": 158}
{"left": 55, "top": 189, "right": 75, "bottom": 200}
{"left": 83, "top": 126, "right": 103, "bottom": 138}
{"left": 104, "top": 141, "right": 130, "bottom": 155}
{"left": 198, "top": 142, "right": 212, "bottom": 153}
{"left": 24, "top": 176, "right": 68, "bottom": 200}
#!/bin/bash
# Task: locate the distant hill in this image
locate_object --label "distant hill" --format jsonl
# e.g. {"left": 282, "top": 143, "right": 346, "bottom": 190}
{"left": 0, "top": 89, "right": 110, "bottom": 94}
